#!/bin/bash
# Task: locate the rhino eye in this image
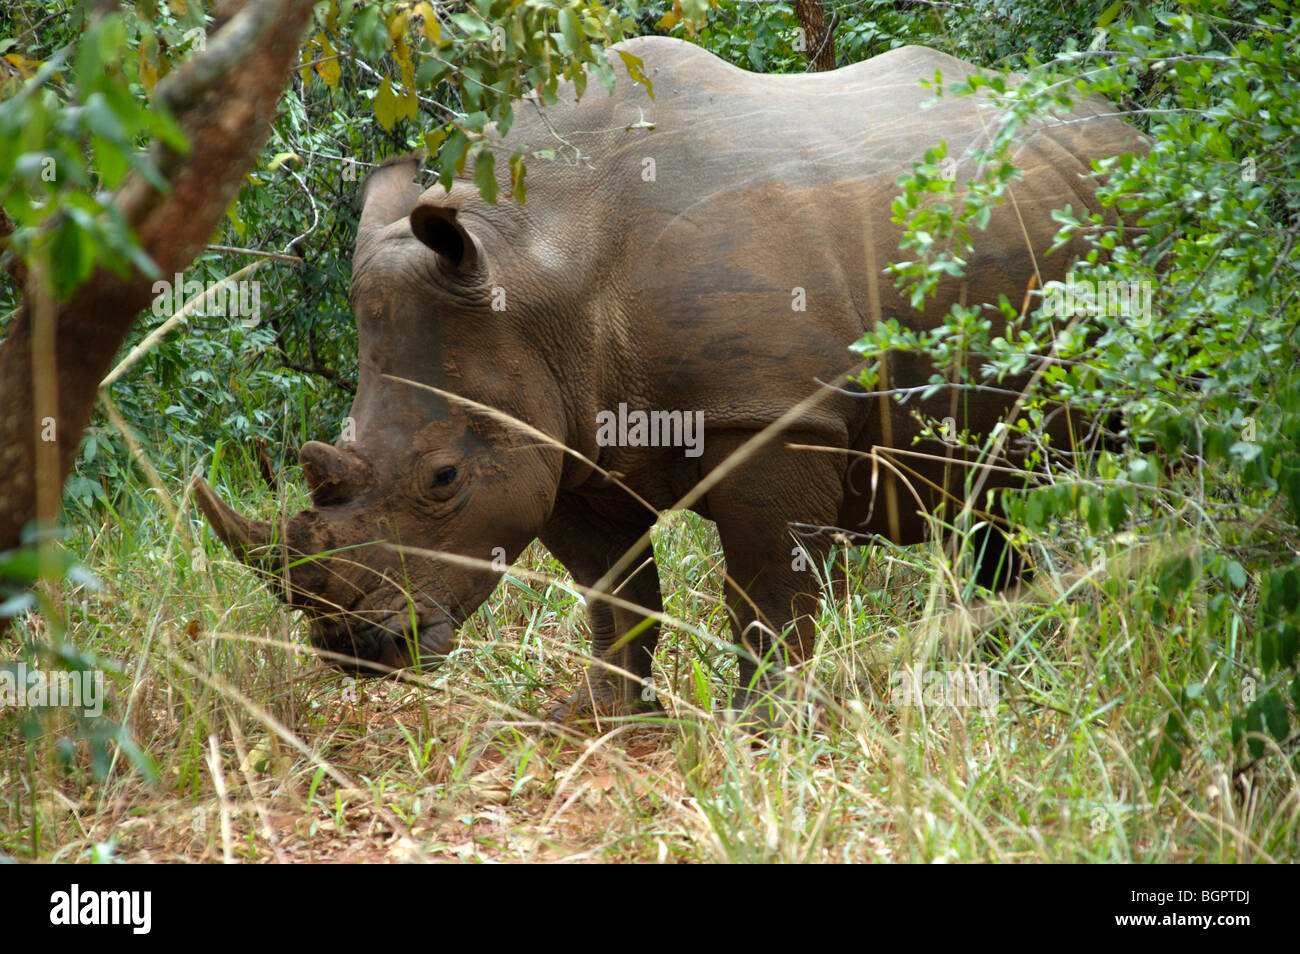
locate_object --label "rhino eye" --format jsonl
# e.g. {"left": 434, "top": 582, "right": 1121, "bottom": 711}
{"left": 423, "top": 458, "right": 462, "bottom": 500}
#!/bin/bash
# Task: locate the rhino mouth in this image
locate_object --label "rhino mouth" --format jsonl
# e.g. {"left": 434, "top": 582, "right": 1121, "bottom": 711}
{"left": 191, "top": 476, "right": 462, "bottom": 673}
{"left": 308, "top": 611, "right": 456, "bottom": 675}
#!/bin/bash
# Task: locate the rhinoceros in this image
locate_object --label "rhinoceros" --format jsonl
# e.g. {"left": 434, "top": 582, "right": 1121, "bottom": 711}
{"left": 195, "top": 36, "right": 1143, "bottom": 714}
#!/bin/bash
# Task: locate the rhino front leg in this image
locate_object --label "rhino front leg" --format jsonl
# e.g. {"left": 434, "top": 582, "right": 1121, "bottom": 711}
{"left": 539, "top": 494, "right": 663, "bottom": 719}
{"left": 704, "top": 431, "right": 846, "bottom": 719}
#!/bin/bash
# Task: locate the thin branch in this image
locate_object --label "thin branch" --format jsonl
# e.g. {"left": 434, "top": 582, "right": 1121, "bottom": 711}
{"left": 281, "top": 165, "right": 319, "bottom": 256}
{"left": 99, "top": 260, "right": 268, "bottom": 390}
{"left": 206, "top": 244, "right": 303, "bottom": 263}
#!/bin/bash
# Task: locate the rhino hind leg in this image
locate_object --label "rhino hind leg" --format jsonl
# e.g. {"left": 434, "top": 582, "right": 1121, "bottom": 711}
{"left": 539, "top": 496, "right": 663, "bottom": 721}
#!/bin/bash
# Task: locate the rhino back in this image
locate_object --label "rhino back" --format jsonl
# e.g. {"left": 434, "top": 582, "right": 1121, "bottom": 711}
{"left": 463, "top": 36, "right": 1142, "bottom": 460}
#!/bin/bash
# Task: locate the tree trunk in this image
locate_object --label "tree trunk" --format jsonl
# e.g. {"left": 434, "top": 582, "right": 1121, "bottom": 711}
{"left": 0, "top": 0, "right": 318, "bottom": 553}
{"left": 794, "top": 0, "right": 836, "bottom": 72}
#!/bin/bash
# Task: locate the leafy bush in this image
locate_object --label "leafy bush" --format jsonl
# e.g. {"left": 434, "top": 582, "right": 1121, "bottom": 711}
{"left": 856, "top": 0, "right": 1300, "bottom": 781}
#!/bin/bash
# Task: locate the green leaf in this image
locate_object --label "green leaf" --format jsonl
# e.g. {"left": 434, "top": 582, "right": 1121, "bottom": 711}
{"left": 1229, "top": 440, "right": 1262, "bottom": 463}
{"left": 1259, "top": 691, "right": 1290, "bottom": 743}
{"left": 0, "top": 543, "right": 77, "bottom": 584}
{"left": 91, "top": 134, "right": 128, "bottom": 189}
{"left": 1278, "top": 623, "right": 1299, "bottom": 670}
{"left": 681, "top": 0, "right": 709, "bottom": 30}
{"left": 1106, "top": 490, "right": 1126, "bottom": 531}
{"left": 50, "top": 220, "right": 95, "bottom": 298}
{"left": 450, "top": 12, "right": 489, "bottom": 39}
{"left": 416, "top": 56, "right": 451, "bottom": 88}
{"left": 460, "top": 65, "right": 482, "bottom": 111}
{"left": 1127, "top": 457, "right": 1156, "bottom": 483}
{"left": 1282, "top": 467, "right": 1300, "bottom": 518}
{"left": 1259, "top": 625, "right": 1276, "bottom": 673}
{"left": 1150, "top": 712, "right": 1184, "bottom": 784}
{"left": 353, "top": 6, "right": 389, "bottom": 61}
{"left": 1081, "top": 489, "right": 1102, "bottom": 534}
{"left": 558, "top": 8, "right": 583, "bottom": 55}
{"left": 437, "top": 129, "right": 469, "bottom": 191}
{"left": 473, "top": 146, "right": 497, "bottom": 204}
{"left": 1096, "top": 1, "right": 1122, "bottom": 30}
{"left": 81, "top": 91, "right": 126, "bottom": 146}
{"left": 1156, "top": 553, "right": 1195, "bottom": 615}
{"left": 1266, "top": 567, "right": 1300, "bottom": 616}
{"left": 1242, "top": 694, "right": 1289, "bottom": 759}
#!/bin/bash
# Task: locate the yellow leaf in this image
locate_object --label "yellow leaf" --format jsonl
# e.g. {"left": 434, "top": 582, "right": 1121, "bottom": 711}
{"left": 393, "top": 34, "right": 412, "bottom": 76}
{"left": 299, "top": 36, "right": 316, "bottom": 88}
{"left": 399, "top": 85, "right": 418, "bottom": 123}
{"left": 387, "top": 9, "right": 408, "bottom": 44}
{"left": 413, "top": 1, "right": 439, "bottom": 42}
{"left": 617, "top": 50, "right": 653, "bottom": 97}
{"left": 138, "top": 49, "right": 159, "bottom": 92}
{"left": 424, "top": 128, "right": 448, "bottom": 155}
{"left": 398, "top": 58, "right": 418, "bottom": 122}
{"left": 225, "top": 197, "right": 246, "bottom": 240}
{"left": 3, "top": 53, "right": 43, "bottom": 79}
{"left": 168, "top": 0, "right": 188, "bottom": 15}
{"left": 266, "top": 152, "right": 302, "bottom": 172}
{"left": 374, "top": 77, "right": 398, "bottom": 131}
{"left": 316, "top": 33, "right": 340, "bottom": 89}
{"left": 657, "top": 5, "right": 681, "bottom": 31}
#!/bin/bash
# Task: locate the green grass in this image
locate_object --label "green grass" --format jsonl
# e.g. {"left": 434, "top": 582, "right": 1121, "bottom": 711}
{"left": 2, "top": 450, "right": 1297, "bottom": 864}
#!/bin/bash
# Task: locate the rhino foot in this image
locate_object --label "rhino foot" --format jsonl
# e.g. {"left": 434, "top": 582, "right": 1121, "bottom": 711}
{"left": 547, "top": 668, "right": 663, "bottom": 724}
{"left": 724, "top": 676, "right": 823, "bottom": 737}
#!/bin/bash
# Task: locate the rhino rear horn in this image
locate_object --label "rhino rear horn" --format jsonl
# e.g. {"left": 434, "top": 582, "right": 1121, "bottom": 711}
{"left": 410, "top": 200, "right": 480, "bottom": 273}
{"left": 300, "top": 441, "right": 368, "bottom": 506}
{"left": 192, "top": 475, "right": 277, "bottom": 567}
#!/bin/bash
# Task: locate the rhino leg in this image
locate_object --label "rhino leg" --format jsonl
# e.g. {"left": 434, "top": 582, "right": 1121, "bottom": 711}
{"left": 539, "top": 495, "right": 663, "bottom": 720}
{"left": 705, "top": 432, "right": 845, "bottom": 721}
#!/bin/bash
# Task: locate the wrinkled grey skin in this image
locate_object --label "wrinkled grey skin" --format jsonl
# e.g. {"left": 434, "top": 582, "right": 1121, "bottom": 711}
{"left": 196, "top": 36, "right": 1144, "bottom": 714}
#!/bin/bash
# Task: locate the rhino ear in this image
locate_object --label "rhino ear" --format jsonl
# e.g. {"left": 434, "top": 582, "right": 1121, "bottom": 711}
{"left": 410, "top": 200, "right": 481, "bottom": 273}
{"left": 358, "top": 154, "right": 424, "bottom": 240}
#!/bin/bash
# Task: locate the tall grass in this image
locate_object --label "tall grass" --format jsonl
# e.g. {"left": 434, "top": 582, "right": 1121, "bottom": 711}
{"left": 1, "top": 447, "right": 1295, "bottom": 863}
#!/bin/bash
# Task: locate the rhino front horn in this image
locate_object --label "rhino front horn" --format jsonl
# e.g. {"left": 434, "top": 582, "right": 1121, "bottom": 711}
{"left": 192, "top": 474, "right": 277, "bottom": 566}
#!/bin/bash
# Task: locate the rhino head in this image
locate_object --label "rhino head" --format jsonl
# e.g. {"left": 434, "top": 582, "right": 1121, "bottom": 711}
{"left": 195, "top": 156, "right": 578, "bottom": 673}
